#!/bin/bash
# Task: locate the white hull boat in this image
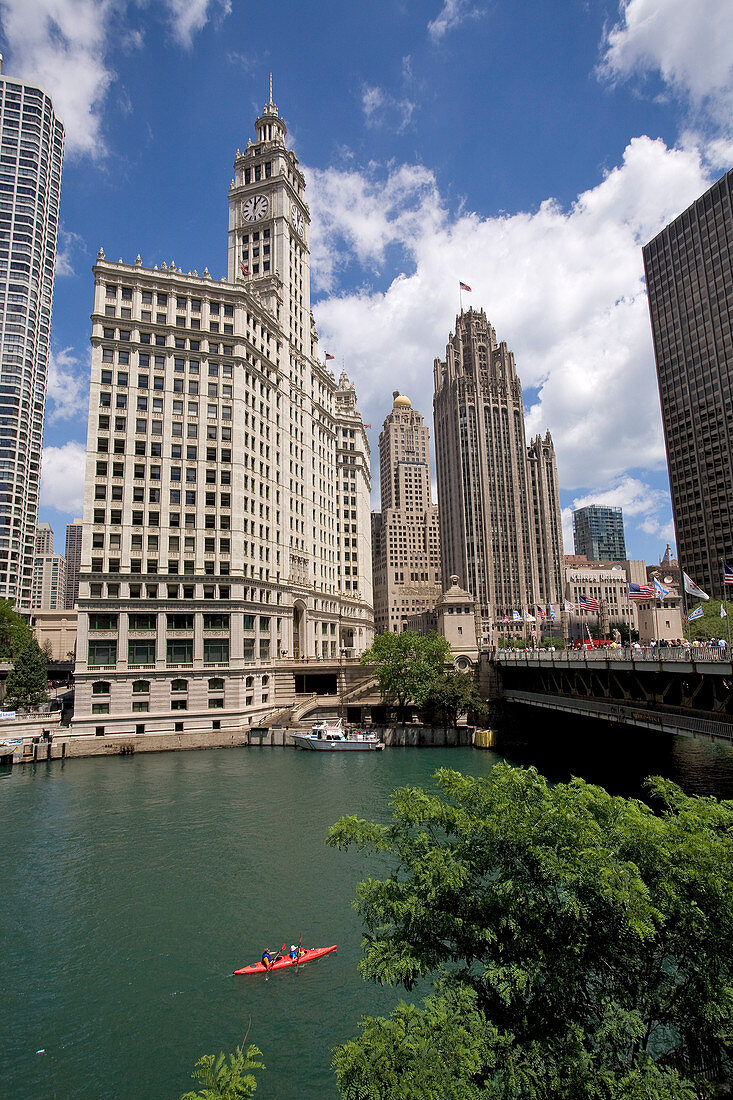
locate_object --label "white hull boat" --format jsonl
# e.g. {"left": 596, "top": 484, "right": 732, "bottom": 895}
{"left": 292, "top": 718, "right": 384, "bottom": 751}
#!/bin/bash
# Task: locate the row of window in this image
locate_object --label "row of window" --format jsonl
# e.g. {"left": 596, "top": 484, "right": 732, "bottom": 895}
{"left": 92, "top": 676, "right": 233, "bottom": 694}
{"left": 105, "top": 286, "right": 236, "bottom": 316}
{"left": 87, "top": 639, "right": 274, "bottom": 665}
{"left": 88, "top": 581, "right": 231, "bottom": 599}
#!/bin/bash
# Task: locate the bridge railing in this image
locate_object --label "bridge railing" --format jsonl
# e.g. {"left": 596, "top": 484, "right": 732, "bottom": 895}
{"left": 492, "top": 645, "right": 729, "bottom": 664}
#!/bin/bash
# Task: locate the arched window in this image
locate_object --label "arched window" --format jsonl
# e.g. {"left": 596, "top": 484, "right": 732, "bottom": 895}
{"left": 261, "top": 675, "right": 269, "bottom": 686}
{"left": 92, "top": 681, "right": 110, "bottom": 695}
{"left": 245, "top": 676, "right": 253, "bottom": 688}
{"left": 132, "top": 680, "right": 150, "bottom": 694}
{"left": 208, "top": 677, "right": 224, "bottom": 690}
{"left": 171, "top": 679, "right": 188, "bottom": 692}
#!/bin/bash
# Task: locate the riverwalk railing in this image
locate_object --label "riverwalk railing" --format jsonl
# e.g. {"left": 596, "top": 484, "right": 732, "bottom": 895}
{"left": 493, "top": 646, "right": 729, "bottom": 665}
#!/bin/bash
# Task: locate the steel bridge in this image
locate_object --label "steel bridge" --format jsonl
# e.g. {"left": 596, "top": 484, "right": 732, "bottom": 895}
{"left": 487, "top": 648, "right": 733, "bottom": 746}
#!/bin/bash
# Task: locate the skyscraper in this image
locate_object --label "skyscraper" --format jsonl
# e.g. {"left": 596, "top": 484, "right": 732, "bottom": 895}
{"left": 64, "top": 517, "right": 82, "bottom": 608}
{"left": 643, "top": 169, "right": 733, "bottom": 600}
{"left": 528, "top": 432, "right": 564, "bottom": 604}
{"left": 35, "top": 520, "right": 53, "bottom": 554}
{"left": 0, "top": 63, "right": 64, "bottom": 611}
{"left": 433, "top": 308, "right": 563, "bottom": 640}
{"left": 73, "top": 85, "right": 374, "bottom": 732}
{"left": 572, "top": 504, "right": 626, "bottom": 562}
{"left": 372, "top": 392, "right": 441, "bottom": 633}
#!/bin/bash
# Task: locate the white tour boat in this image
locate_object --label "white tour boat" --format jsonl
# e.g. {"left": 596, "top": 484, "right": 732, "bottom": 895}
{"left": 292, "top": 718, "right": 384, "bottom": 752}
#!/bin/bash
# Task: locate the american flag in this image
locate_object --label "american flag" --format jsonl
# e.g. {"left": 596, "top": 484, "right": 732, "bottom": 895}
{"left": 239, "top": 261, "right": 250, "bottom": 276}
{"left": 325, "top": 353, "right": 335, "bottom": 361}
{"left": 628, "top": 583, "right": 654, "bottom": 599}
{"left": 536, "top": 605, "right": 546, "bottom": 620}
{"left": 580, "top": 595, "right": 600, "bottom": 612}
{"left": 724, "top": 561, "right": 733, "bottom": 586}
{"left": 459, "top": 281, "right": 472, "bottom": 292}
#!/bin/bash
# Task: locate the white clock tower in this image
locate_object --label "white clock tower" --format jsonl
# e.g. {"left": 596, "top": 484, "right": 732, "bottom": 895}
{"left": 227, "top": 77, "right": 311, "bottom": 355}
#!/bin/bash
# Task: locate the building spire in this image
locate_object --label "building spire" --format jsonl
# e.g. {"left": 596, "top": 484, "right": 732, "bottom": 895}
{"left": 269, "top": 72, "right": 273, "bottom": 106}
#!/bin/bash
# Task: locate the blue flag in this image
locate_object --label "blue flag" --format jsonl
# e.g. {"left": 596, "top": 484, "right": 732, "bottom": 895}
{"left": 653, "top": 577, "right": 669, "bottom": 601}
{"left": 549, "top": 603, "right": 556, "bottom": 622}
{"left": 688, "top": 605, "right": 703, "bottom": 621}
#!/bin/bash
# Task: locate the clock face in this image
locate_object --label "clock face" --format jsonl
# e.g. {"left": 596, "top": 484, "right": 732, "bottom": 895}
{"left": 242, "top": 194, "right": 268, "bottom": 222}
{"left": 291, "top": 203, "right": 304, "bottom": 237}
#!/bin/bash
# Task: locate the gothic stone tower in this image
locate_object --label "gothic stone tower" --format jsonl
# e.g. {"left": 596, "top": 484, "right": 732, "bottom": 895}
{"left": 434, "top": 308, "right": 562, "bottom": 640}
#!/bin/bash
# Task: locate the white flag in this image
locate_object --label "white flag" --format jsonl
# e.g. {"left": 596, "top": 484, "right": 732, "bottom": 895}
{"left": 721, "top": 605, "right": 728, "bottom": 619}
{"left": 683, "top": 572, "right": 709, "bottom": 601}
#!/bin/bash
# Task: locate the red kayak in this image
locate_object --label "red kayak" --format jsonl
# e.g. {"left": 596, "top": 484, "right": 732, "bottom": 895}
{"left": 234, "top": 945, "right": 337, "bottom": 975}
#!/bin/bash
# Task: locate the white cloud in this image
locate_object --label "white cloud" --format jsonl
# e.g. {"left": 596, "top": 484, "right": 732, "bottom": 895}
{"left": 310, "top": 136, "right": 711, "bottom": 504}
{"left": 163, "top": 0, "right": 231, "bottom": 49}
{"left": 427, "top": 0, "right": 483, "bottom": 42}
{"left": 561, "top": 477, "right": 673, "bottom": 558}
{"left": 307, "top": 161, "right": 442, "bottom": 292}
{"left": 599, "top": 0, "right": 733, "bottom": 137}
{"left": 55, "top": 228, "right": 87, "bottom": 277}
{"left": 0, "top": 0, "right": 114, "bottom": 157}
{"left": 40, "top": 441, "right": 86, "bottom": 514}
{"left": 46, "top": 346, "right": 90, "bottom": 423}
{"left": 0, "top": 0, "right": 231, "bottom": 158}
{"left": 361, "top": 85, "right": 416, "bottom": 132}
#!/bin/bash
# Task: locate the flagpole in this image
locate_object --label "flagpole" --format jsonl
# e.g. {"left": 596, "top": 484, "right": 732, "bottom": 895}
{"left": 459, "top": 284, "right": 463, "bottom": 313}
{"left": 680, "top": 568, "right": 689, "bottom": 642}
{"left": 723, "top": 559, "right": 731, "bottom": 649}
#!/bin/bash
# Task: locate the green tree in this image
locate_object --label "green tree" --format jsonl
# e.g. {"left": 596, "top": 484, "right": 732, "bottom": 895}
{"left": 5, "top": 638, "right": 48, "bottom": 711}
{"left": 0, "top": 598, "right": 32, "bottom": 659}
{"left": 180, "top": 1041, "right": 264, "bottom": 1100}
{"left": 328, "top": 765, "right": 733, "bottom": 1098}
{"left": 420, "top": 669, "right": 487, "bottom": 727}
{"left": 687, "top": 600, "right": 730, "bottom": 642}
{"left": 360, "top": 631, "right": 451, "bottom": 722}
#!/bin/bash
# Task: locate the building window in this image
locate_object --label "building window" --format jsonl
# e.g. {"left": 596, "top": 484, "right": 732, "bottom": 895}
{"left": 88, "top": 640, "right": 117, "bottom": 665}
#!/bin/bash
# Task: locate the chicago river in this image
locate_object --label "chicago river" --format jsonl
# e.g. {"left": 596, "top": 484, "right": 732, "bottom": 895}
{"left": 3, "top": 724, "right": 733, "bottom": 1099}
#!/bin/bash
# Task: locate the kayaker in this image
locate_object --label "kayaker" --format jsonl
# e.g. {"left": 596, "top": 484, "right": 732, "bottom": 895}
{"left": 290, "top": 944, "right": 298, "bottom": 961}
{"left": 261, "top": 950, "right": 272, "bottom": 970}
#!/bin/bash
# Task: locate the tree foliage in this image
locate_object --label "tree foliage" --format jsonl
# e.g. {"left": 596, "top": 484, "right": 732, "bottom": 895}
{"left": 5, "top": 638, "right": 48, "bottom": 711}
{"left": 328, "top": 765, "right": 733, "bottom": 1098}
{"left": 420, "top": 669, "right": 487, "bottom": 727}
{"left": 180, "top": 1041, "right": 264, "bottom": 1100}
{"left": 687, "top": 600, "right": 731, "bottom": 642}
{"left": 0, "top": 598, "right": 33, "bottom": 659}
{"left": 360, "top": 631, "right": 451, "bottom": 721}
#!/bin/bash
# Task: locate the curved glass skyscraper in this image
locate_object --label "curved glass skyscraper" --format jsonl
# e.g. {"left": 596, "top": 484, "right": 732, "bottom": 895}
{"left": 0, "top": 62, "right": 64, "bottom": 610}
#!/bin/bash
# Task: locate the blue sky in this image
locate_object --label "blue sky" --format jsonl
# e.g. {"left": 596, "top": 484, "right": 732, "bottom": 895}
{"left": 1, "top": 0, "right": 732, "bottom": 566}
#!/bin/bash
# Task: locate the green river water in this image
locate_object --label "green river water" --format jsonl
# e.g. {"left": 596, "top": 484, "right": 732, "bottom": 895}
{"left": 3, "top": 727, "right": 733, "bottom": 1099}
{"left": 1, "top": 745, "right": 501, "bottom": 1099}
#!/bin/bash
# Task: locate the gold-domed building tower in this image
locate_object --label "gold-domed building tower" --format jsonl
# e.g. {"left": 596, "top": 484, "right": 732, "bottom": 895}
{"left": 371, "top": 391, "right": 442, "bottom": 633}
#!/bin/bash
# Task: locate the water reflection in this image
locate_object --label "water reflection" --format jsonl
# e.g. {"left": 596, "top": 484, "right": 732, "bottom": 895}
{"left": 496, "top": 704, "right": 733, "bottom": 799}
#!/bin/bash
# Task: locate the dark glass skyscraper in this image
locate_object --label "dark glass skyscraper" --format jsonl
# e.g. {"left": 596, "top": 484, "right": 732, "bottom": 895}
{"left": 643, "top": 169, "right": 733, "bottom": 600}
{"left": 572, "top": 504, "right": 626, "bottom": 562}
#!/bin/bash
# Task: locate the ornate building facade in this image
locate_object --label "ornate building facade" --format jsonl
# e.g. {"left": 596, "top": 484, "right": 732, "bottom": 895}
{"left": 433, "top": 308, "right": 563, "bottom": 641}
{"left": 371, "top": 392, "right": 441, "bottom": 633}
{"left": 73, "top": 87, "right": 373, "bottom": 734}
